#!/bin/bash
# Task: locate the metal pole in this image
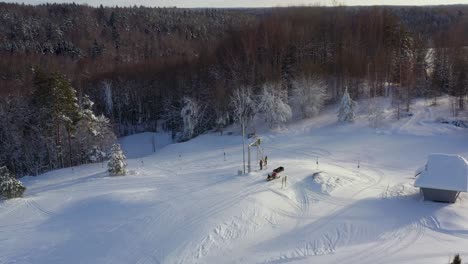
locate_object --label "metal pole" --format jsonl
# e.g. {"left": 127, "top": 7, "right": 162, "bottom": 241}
{"left": 242, "top": 119, "right": 246, "bottom": 175}
{"left": 248, "top": 145, "right": 251, "bottom": 173}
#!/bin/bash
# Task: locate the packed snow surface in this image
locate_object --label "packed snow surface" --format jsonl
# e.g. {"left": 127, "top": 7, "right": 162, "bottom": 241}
{"left": 118, "top": 132, "right": 172, "bottom": 159}
{"left": 415, "top": 154, "right": 468, "bottom": 192}
{"left": 1, "top": 97, "right": 468, "bottom": 264}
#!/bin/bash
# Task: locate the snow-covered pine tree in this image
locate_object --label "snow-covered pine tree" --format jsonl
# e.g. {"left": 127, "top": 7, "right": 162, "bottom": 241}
{"left": 0, "top": 166, "right": 26, "bottom": 199}
{"left": 73, "top": 95, "right": 116, "bottom": 165}
{"left": 107, "top": 144, "right": 127, "bottom": 176}
{"left": 338, "top": 88, "right": 356, "bottom": 123}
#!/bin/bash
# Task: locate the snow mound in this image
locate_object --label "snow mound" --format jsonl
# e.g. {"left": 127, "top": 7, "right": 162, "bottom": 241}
{"left": 415, "top": 154, "right": 468, "bottom": 192}
{"left": 118, "top": 132, "right": 172, "bottom": 159}
{"left": 313, "top": 171, "right": 354, "bottom": 194}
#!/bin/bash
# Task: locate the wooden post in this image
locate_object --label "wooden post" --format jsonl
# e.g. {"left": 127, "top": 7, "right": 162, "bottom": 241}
{"left": 282, "top": 176, "right": 288, "bottom": 189}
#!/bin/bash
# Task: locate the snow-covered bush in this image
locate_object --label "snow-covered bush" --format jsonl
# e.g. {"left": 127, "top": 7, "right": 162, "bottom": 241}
{"left": 257, "top": 83, "right": 292, "bottom": 127}
{"left": 0, "top": 167, "right": 26, "bottom": 199}
{"left": 88, "top": 146, "right": 107, "bottom": 163}
{"left": 338, "top": 88, "right": 356, "bottom": 123}
{"left": 291, "top": 76, "right": 327, "bottom": 119}
{"left": 108, "top": 144, "right": 127, "bottom": 176}
{"left": 180, "top": 97, "right": 204, "bottom": 140}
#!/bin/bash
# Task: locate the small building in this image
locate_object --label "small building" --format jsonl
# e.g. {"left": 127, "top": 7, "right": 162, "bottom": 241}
{"left": 414, "top": 154, "right": 468, "bottom": 203}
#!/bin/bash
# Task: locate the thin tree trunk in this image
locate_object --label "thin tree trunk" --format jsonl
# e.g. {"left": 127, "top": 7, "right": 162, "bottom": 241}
{"left": 56, "top": 122, "right": 62, "bottom": 168}
{"left": 67, "top": 128, "right": 72, "bottom": 167}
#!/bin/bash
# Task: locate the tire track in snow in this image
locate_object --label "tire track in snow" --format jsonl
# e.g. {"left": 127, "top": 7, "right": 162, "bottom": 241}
{"left": 130, "top": 178, "right": 267, "bottom": 264}
{"left": 254, "top": 143, "right": 393, "bottom": 263}
{"left": 421, "top": 215, "right": 468, "bottom": 240}
{"left": 25, "top": 198, "right": 55, "bottom": 217}
{"left": 335, "top": 220, "right": 425, "bottom": 264}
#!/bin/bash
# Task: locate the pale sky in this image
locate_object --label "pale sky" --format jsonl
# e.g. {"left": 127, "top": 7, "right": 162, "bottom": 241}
{"left": 3, "top": 0, "right": 468, "bottom": 7}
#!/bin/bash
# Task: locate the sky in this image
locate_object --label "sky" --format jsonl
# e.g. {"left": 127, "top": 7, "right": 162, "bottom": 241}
{"left": 3, "top": 0, "right": 468, "bottom": 7}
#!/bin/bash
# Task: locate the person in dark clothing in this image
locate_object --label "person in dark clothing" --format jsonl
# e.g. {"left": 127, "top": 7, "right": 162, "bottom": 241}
{"left": 259, "top": 159, "right": 263, "bottom": 170}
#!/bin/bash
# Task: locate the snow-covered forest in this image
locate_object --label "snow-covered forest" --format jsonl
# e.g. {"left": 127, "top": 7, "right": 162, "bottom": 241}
{"left": 1, "top": 3, "right": 468, "bottom": 264}
{"left": 0, "top": 3, "right": 467, "bottom": 177}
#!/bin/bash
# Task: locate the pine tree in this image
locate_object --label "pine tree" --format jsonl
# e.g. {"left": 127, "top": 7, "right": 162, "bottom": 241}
{"left": 32, "top": 69, "right": 81, "bottom": 168}
{"left": 107, "top": 144, "right": 127, "bottom": 176}
{"left": 452, "top": 254, "right": 462, "bottom": 264}
{"left": 0, "top": 167, "right": 26, "bottom": 199}
{"left": 338, "top": 88, "right": 356, "bottom": 123}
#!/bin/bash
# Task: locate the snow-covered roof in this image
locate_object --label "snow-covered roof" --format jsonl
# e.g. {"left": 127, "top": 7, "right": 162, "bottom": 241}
{"left": 415, "top": 154, "right": 468, "bottom": 192}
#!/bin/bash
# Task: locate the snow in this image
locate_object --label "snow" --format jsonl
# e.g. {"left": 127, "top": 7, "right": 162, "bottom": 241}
{"left": 118, "top": 131, "right": 172, "bottom": 159}
{"left": 415, "top": 154, "right": 468, "bottom": 192}
{"left": 1, "top": 97, "right": 468, "bottom": 264}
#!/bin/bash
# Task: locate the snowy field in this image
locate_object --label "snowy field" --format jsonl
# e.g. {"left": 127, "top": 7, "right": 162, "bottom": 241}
{"left": 1, "top": 97, "right": 468, "bottom": 264}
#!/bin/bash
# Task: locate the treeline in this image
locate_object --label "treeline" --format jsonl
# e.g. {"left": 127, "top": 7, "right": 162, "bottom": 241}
{"left": 0, "top": 3, "right": 467, "bottom": 176}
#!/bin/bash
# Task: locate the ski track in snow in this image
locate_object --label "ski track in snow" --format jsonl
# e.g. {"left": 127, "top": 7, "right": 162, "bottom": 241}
{"left": 1, "top": 97, "right": 468, "bottom": 264}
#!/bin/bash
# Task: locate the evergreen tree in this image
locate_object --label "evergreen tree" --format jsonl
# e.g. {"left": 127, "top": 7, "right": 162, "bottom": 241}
{"left": 452, "top": 254, "right": 462, "bottom": 264}
{"left": 338, "top": 88, "right": 356, "bottom": 123}
{"left": 107, "top": 144, "right": 127, "bottom": 176}
{"left": 0, "top": 167, "right": 26, "bottom": 199}
{"left": 32, "top": 69, "right": 81, "bottom": 168}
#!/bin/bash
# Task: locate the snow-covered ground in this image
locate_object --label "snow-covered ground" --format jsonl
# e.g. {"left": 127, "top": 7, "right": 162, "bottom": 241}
{"left": 1, "top": 97, "right": 468, "bottom": 264}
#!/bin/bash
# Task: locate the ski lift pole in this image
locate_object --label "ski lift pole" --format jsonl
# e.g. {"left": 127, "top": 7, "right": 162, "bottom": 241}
{"left": 248, "top": 145, "right": 251, "bottom": 173}
{"left": 242, "top": 119, "right": 246, "bottom": 175}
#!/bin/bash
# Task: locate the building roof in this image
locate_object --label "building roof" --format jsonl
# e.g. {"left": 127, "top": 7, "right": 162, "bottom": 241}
{"left": 414, "top": 154, "right": 468, "bottom": 192}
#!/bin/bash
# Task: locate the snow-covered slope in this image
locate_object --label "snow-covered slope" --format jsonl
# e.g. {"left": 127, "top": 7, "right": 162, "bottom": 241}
{"left": 1, "top": 97, "right": 468, "bottom": 264}
{"left": 119, "top": 131, "right": 172, "bottom": 159}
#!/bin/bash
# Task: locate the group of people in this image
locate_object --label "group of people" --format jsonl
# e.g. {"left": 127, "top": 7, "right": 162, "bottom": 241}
{"left": 259, "top": 156, "right": 268, "bottom": 170}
